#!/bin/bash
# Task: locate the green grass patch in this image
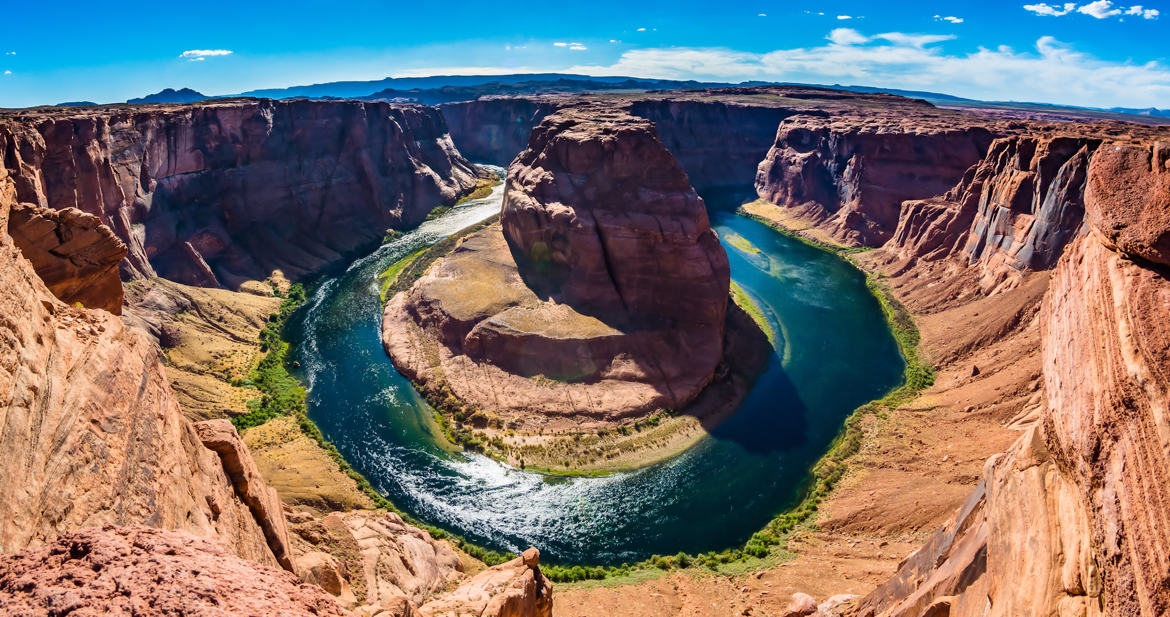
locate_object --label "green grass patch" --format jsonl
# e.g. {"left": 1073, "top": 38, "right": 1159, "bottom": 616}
{"left": 723, "top": 230, "right": 763, "bottom": 256}
{"left": 378, "top": 249, "right": 425, "bottom": 303}
{"left": 729, "top": 281, "right": 775, "bottom": 344}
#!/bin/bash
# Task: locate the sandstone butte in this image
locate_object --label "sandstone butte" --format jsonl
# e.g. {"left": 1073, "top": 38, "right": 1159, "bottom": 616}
{"left": 382, "top": 104, "right": 737, "bottom": 434}
{"left": 0, "top": 88, "right": 1168, "bottom": 617}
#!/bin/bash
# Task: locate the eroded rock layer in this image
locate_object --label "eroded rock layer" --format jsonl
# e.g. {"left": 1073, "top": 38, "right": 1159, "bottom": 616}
{"left": 385, "top": 105, "right": 731, "bottom": 423}
{"left": 0, "top": 99, "right": 483, "bottom": 288}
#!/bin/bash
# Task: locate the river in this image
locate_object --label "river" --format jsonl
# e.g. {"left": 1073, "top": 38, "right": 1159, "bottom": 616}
{"left": 287, "top": 175, "right": 904, "bottom": 565}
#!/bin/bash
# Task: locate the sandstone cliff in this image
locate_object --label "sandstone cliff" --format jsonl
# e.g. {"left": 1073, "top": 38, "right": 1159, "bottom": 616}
{"left": 887, "top": 135, "right": 1101, "bottom": 292}
{"left": 441, "top": 97, "right": 564, "bottom": 165}
{"left": 384, "top": 105, "right": 732, "bottom": 426}
{"left": 754, "top": 114, "right": 995, "bottom": 246}
{"left": 854, "top": 140, "right": 1170, "bottom": 617}
{"left": 0, "top": 99, "right": 483, "bottom": 288}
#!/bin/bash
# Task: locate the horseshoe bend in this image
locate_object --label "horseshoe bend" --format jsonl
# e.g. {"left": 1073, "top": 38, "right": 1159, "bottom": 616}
{"left": 2, "top": 38, "right": 1170, "bottom": 617}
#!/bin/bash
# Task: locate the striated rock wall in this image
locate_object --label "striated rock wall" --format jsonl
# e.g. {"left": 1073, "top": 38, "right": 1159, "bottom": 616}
{"left": 0, "top": 99, "right": 482, "bottom": 288}
{"left": 854, "top": 140, "right": 1170, "bottom": 617}
{"left": 755, "top": 114, "right": 994, "bottom": 246}
{"left": 887, "top": 135, "right": 1100, "bottom": 292}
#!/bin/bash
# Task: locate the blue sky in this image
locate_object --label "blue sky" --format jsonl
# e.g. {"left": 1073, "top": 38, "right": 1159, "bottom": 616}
{"left": 0, "top": 1, "right": 1166, "bottom": 108}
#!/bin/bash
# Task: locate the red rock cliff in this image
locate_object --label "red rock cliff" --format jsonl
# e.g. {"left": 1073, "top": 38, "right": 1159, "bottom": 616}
{"left": 0, "top": 99, "right": 482, "bottom": 288}
{"left": 854, "top": 140, "right": 1170, "bottom": 617}
{"left": 755, "top": 114, "right": 995, "bottom": 246}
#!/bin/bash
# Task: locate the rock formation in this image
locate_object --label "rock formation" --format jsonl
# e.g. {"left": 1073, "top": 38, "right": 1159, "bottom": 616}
{"left": 6, "top": 202, "right": 126, "bottom": 313}
{"left": 0, "top": 99, "right": 483, "bottom": 288}
{"left": 887, "top": 135, "right": 1101, "bottom": 292}
{"left": 384, "top": 105, "right": 731, "bottom": 424}
{"left": 754, "top": 114, "right": 995, "bottom": 246}
{"left": 441, "top": 97, "right": 564, "bottom": 165}
{"left": 0, "top": 526, "right": 348, "bottom": 617}
{"left": 418, "top": 548, "right": 552, "bottom": 617}
{"left": 854, "top": 140, "right": 1170, "bottom": 617}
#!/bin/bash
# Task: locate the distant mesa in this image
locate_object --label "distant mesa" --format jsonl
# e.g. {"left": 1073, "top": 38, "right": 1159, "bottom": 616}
{"left": 127, "top": 87, "right": 208, "bottom": 104}
{"left": 55, "top": 101, "right": 98, "bottom": 107}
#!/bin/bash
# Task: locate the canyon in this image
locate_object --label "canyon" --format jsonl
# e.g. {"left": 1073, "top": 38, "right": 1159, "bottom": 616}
{"left": 0, "top": 85, "right": 1166, "bottom": 617}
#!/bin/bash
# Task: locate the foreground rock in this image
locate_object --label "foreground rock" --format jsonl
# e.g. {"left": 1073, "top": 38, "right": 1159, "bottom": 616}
{"left": 0, "top": 526, "right": 347, "bottom": 617}
{"left": 384, "top": 105, "right": 732, "bottom": 427}
{"left": 0, "top": 99, "right": 483, "bottom": 287}
{"left": 419, "top": 548, "right": 552, "bottom": 617}
{"left": 6, "top": 202, "right": 127, "bottom": 313}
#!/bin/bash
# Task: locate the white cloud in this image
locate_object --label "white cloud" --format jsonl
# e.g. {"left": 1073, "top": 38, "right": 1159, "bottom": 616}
{"left": 555, "top": 42, "right": 587, "bottom": 50}
{"left": 837, "top": 15, "right": 853, "bottom": 20}
{"left": 179, "top": 49, "right": 233, "bottom": 61}
{"left": 1079, "top": 0, "right": 1122, "bottom": 17}
{"left": 934, "top": 14, "right": 965, "bottom": 23}
{"left": 3, "top": 51, "right": 14, "bottom": 55}
{"left": 610, "top": 39, "right": 619, "bottom": 43}
{"left": 1024, "top": 2, "right": 1157, "bottom": 18}
{"left": 3, "top": 70, "right": 11, "bottom": 75}
{"left": 1024, "top": 2, "right": 1078, "bottom": 15}
{"left": 636, "top": 27, "right": 647, "bottom": 31}
{"left": 564, "top": 30, "right": 1170, "bottom": 108}
{"left": 758, "top": 13, "right": 767, "bottom": 17}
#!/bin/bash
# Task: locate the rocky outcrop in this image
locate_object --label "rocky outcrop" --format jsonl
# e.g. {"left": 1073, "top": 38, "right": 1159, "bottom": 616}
{"left": 0, "top": 526, "right": 347, "bottom": 617}
{"left": 0, "top": 177, "right": 288, "bottom": 569}
{"left": 384, "top": 105, "right": 731, "bottom": 423}
{"left": 854, "top": 140, "right": 1170, "bottom": 617}
{"left": 418, "top": 548, "right": 552, "bottom": 617}
{"left": 887, "top": 135, "right": 1100, "bottom": 292}
{"left": 0, "top": 99, "right": 483, "bottom": 288}
{"left": 755, "top": 114, "right": 995, "bottom": 246}
{"left": 6, "top": 202, "right": 126, "bottom": 313}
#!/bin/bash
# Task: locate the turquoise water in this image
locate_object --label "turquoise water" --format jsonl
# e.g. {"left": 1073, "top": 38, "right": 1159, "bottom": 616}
{"left": 287, "top": 181, "right": 904, "bottom": 565}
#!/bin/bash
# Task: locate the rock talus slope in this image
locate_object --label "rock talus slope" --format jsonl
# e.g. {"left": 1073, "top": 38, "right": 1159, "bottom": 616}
{"left": 855, "top": 140, "right": 1170, "bottom": 617}
{"left": 0, "top": 99, "right": 483, "bottom": 288}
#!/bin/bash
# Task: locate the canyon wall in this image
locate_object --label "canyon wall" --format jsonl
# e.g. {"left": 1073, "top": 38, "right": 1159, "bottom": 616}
{"left": 754, "top": 114, "right": 995, "bottom": 246}
{"left": 855, "top": 140, "right": 1170, "bottom": 617}
{"left": 888, "top": 135, "right": 1101, "bottom": 292}
{"left": 0, "top": 99, "right": 482, "bottom": 288}
{"left": 441, "top": 97, "right": 564, "bottom": 165}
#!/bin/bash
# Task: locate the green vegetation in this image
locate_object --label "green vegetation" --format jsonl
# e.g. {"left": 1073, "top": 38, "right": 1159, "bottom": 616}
{"left": 723, "top": 231, "right": 763, "bottom": 256}
{"left": 378, "top": 249, "right": 425, "bottom": 303}
{"left": 425, "top": 176, "right": 502, "bottom": 221}
{"left": 729, "top": 281, "right": 775, "bottom": 344}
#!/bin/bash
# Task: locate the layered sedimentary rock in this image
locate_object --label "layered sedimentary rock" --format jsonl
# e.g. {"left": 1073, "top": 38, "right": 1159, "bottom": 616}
{"left": 0, "top": 526, "right": 347, "bottom": 617}
{"left": 855, "top": 141, "right": 1170, "bottom": 617}
{"left": 384, "top": 105, "right": 730, "bottom": 422}
{"left": 0, "top": 99, "right": 482, "bottom": 287}
{"left": 755, "top": 114, "right": 995, "bottom": 245}
{"left": 419, "top": 548, "right": 552, "bottom": 617}
{"left": 0, "top": 176, "right": 287, "bottom": 569}
{"left": 887, "top": 135, "right": 1100, "bottom": 292}
{"left": 6, "top": 202, "right": 127, "bottom": 313}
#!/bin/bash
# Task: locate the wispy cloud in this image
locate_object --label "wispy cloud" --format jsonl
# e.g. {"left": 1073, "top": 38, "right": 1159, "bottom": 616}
{"left": 1024, "top": 1, "right": 1158, "bottom": 19}
{"left": 636, "top": 27, "right": 647, "bottom": 31}
{"left": 934, "top": 14, "right": 965, "bottom": 23}
{"left": 554, "top": 42, "right": 588, "bottom": 50}
{"left": 179, "top": 49, "right": 233, "bottom": 61}
{"left": 3, "top": 70, "right": 11, "bottom": 75}
{"left": 3, "top": 51, "right": 14, "bottom": 56}
{"left": 758, "top": 13, "right": 767, "bottom": 17}
{"left": 564, "top": 30, "right": 1170, "bottom": 108}
{"left": 837, "top": 15, "right": 853, "bottom": 19}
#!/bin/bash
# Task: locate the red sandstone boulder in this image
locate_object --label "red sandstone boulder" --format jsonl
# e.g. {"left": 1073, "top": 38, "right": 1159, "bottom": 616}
{"left": 6, "top": 202, "right": 126, "bottom": 314}
{"left": 1084, "top": 141, "right": 1170, "bottom": 266}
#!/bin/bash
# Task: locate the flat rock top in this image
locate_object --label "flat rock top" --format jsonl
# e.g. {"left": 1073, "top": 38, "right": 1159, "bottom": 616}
{"left": 421, "top": 226, "right": 621, "bottom": 341}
